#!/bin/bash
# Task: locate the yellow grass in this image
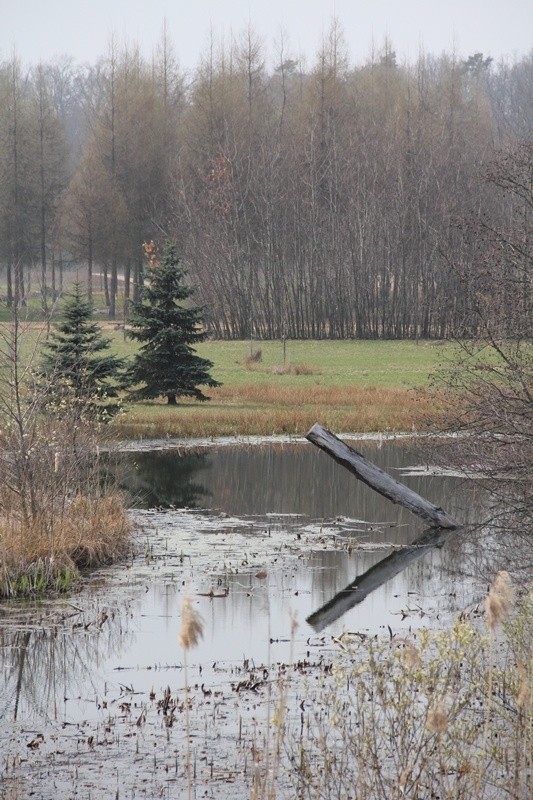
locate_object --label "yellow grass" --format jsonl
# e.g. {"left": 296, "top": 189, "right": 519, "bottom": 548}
{"left": 113, "top": 385, "right": 446, "bottom": 440}
{"left": 0, "top": 494, "right": 131, "bottom": 598}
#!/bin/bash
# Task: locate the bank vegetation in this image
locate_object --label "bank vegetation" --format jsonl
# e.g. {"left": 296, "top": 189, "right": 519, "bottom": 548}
{"left": 0, "top": 316, "right": 130, "bottom": 599}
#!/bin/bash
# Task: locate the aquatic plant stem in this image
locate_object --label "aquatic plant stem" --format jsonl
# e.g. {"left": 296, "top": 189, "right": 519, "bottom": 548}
{"left": 178, "top": 592, "right": 204, "bottom": 799}
{"left": 183, "top": 650, "right": 192, "bottom": 800}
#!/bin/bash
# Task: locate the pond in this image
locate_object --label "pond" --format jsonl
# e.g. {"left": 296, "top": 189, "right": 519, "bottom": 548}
{"left": 0, "top": 436, "right": 492, "bottom": 797}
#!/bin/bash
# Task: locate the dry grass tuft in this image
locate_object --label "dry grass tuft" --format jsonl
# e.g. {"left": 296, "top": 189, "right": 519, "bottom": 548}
{"left": 486, "top": 570, "right": 514, "bottom": 631}
{"left": 243, "top": 348, "right": 263, "bottom": 365}
{"left": 517, "top": 664, "right": 530, "bottom": 710}
{"left": 0, "top": 493, "right": 131, "bottom": 598}
{"left": 427, "top": 703, "right": 449, "bottom": 734}
{"left": 271, "top": 362, "right": 320, "bottom": 375}
{"left": 59, "top": 494, "right": 131, "bottom": 567}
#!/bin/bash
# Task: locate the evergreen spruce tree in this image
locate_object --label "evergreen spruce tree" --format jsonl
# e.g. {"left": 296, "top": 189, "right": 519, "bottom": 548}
{"left": 40, "top": 282, "right": 125, "bottom": 421}
{"left": 124, "top": 242, "right": 220, "bottom": 405}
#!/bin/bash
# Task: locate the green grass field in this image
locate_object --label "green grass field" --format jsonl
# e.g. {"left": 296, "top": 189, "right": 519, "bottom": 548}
{"left": 105, "top": 332, "right": 456, "bottom": 388}
{"left": 199, "top": 338, "right": 454, "bottom": 388}
{"left": 0, "top": 297, "right": 456, "bottom": 437}
{"left": 103, "top": 335, "right": 455, "bottom": 439}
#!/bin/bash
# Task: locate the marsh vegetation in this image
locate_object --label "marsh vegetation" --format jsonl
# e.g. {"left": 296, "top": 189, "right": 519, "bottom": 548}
{"left": 0, "top": 313, "right": 130, "bottom": 599}
{"left": 0, "top": 441, "right": 530, "bottom": 798}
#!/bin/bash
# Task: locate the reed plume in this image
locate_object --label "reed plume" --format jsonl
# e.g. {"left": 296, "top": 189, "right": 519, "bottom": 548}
{"left": 178, "top": 594, "right": 204, "bottom": 650}
{"left": 485, "top": 570, "right": 514, "bottom": 631}
{"left": 178, "top": 593, "right": 204, "bottom": 800}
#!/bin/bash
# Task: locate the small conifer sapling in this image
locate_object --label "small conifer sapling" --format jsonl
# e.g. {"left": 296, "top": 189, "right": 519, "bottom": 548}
{"left": 40, "top": 282, "right": 125, "bottom": 421}
{"left": 124, "top": 242, "right": 220, "bottom": 405}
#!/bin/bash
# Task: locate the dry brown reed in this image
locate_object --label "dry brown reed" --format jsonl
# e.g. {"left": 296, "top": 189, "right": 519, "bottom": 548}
{"left": 485, "top": 569, "right": 514, "bottom": 631}
{"left": 0, "top": 494, "right": 131, "bottom": 597}
{"left": 517, "top": 663, "right": 530, "bottom": 710}
{"left": 178, "top": 594, "right": 204, "bottom": 650}
{"left": 179, "top": 593, "right": 204, "bottom": 800}
{"left": 214, "top": 383, "right": 382, "bottom": 405}
{"left": 478, "top": 570, "right": 516, "bottom": 800}
{"left": 113, "top": 385, "right": 442, "bottom": 440}
{"left": 426, "top": 703, "right": 449, "bottom": 734}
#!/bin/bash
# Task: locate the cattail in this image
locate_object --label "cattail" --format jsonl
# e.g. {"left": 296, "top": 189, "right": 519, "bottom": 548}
{"left": 517, "top": 664, "right": 530, "bottom": 710}
{"left": 485, "top": 570, "right": 514, "bottom": 631}
{"left": 290, "top": 609, "right": 299, "bottom": 637}
{"left": 401, "top": 642, "right": 422, "bottom": 669}
{"left": 178, "top": 594, "right": 204, "bottom": 650}
{"left": 427, "top": 703, "right": 449, "bottom": 734}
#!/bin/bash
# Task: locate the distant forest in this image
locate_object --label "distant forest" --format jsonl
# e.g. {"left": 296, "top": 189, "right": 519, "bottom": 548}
{"left": 0, "top": 24, "right": 532, "bottom": 338}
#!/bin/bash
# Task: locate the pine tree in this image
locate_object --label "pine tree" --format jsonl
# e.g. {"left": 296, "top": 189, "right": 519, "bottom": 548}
{"left": 124, "top": 242, "right": 220, "bottom": 405}
{"left": 40, "top": 282, "right": 125, "bottom": 421}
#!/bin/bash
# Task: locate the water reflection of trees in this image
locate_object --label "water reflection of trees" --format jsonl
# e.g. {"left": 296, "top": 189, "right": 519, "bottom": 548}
{"left": 0, "top": 440, "right": 490, "bottom": 714}
{"left": 117, "top": 442, "right": 490, "bottom": 525}
{"left": 117, "top": 450, "right": 211, "bottom": 509}
{"left": 0, "top": 608, "right": 134, "bottom": 722}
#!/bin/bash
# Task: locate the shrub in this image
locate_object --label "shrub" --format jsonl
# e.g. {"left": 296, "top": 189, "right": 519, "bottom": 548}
{"left": 287, "top": 587, "right": 532, "bottom": 800}
{"left": 245, "top": 348, "right": 263, "bottom": 364}
{"left": 0, "top": 310, "right": 131, "bottom": 598}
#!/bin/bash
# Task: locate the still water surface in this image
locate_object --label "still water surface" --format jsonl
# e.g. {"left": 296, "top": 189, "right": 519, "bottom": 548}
{"left": 1, "top": 438, "right": 489, "bottom": 727}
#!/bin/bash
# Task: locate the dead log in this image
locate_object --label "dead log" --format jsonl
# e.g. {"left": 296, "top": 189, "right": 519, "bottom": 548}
{"left": 305, "top": 424, "right": 461, "bottom": 529}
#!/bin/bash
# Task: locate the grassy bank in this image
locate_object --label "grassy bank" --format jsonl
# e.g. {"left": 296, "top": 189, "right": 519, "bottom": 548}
{"left": 0, "top": 328, "right": 454, "bottom": 596}
{"left": 0, "top": 324, "right": 456, "bottom": 438}
{"left": 109, "top": 338, "right": 454, "bottom": 439}
{"left": 0, "top": 316, "right": 132, "bottom": 598}
{"left": 0, "top": 494, "right": 131, "bottom": 598}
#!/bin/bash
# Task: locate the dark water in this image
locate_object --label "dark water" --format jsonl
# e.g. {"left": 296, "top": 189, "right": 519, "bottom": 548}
{"left": 117, "top": 438, "right": 485, "bottom": 527}
{"left": 1, "top": 438, "right": 490, "bottom": 730}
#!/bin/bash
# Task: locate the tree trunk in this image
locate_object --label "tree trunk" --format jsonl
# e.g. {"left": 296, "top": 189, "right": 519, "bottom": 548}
{"left": 51, "top": 251, "right": 56, "bottom": 301}
{"left": 58, "top": 247, "right": 63, "bottom": 294}
{"left": 109, "top": 255, "right": 117, "bottom": 318}
{"left": 14, "top": 260, "right": 25, "bottom": 307}
{"left": 102, "top": 262, "right": 110, "bottom": 307}
{"left": 6, "top": 263, "right": 13, "bottom": 307}
{"left": 87, "top": 236, "right": 93, "bottom": 303}
{"left": 133, "top": 255, "right": 143, "bottom": 303}
{"left": 167, "top": 394, "right": 177, "bottom": 405}
{"left": 123, "top": 258, "right": 131, "bottom": 313}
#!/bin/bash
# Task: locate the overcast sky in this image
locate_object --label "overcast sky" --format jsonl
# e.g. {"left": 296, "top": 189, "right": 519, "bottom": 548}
{"left": 2, "top": 0, "right": 532, "bottom": 72}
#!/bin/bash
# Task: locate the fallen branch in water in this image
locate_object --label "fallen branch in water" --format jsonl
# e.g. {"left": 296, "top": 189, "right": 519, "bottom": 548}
{"left": 306, "top": 423, "right": 461, "bottom": 529}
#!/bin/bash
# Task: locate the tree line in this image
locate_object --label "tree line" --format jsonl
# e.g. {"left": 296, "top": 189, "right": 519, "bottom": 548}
{"left": 0, "top": 23, "right": 532, "bottom": 338}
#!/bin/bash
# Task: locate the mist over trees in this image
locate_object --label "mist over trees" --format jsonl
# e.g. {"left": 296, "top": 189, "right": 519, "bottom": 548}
{"left": 0, "top": 23, "right": 531, "bottom": 338}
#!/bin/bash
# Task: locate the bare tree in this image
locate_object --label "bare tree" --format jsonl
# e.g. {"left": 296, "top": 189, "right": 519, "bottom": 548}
{"left": 440, "top": 140, "right": 532, "bottom": 536}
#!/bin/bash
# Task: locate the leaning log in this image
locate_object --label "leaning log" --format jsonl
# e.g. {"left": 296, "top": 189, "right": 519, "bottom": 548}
{"left": 305, "top": 424, "right": 460, "bottom": 529}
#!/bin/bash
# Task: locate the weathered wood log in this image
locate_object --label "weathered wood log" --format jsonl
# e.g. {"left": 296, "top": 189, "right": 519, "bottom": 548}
{"left": 307, "top": 526, "right": 459, "bottom": 632}
{"left": 306, "top": 424, "right": 461, "bottom": 529}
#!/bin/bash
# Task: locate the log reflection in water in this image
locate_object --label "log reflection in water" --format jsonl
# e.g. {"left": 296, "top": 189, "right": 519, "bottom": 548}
{"left": 307, "top": 526, "right": 463, "bottom": 632}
